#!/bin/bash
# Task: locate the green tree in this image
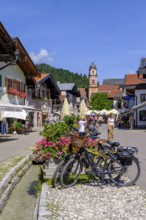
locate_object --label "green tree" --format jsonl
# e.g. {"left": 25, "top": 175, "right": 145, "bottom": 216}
{"left": 36, "top": 63, "right": 88, "bottom": 88}
{"left": 89, "top": 93, "right": 113, "bottom": 110}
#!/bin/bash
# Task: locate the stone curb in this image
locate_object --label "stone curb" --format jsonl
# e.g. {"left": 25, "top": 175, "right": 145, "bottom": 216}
{"left": 33, "top": 193, "right": 41, "bottom": 220}
{"left": 0, "top": 154, "right": 32, "bottom": 212}
{"left": 37, "top": 183, "right": 49, "bottom": 220}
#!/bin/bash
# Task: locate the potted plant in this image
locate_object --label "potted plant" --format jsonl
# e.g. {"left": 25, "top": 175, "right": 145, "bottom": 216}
{"left": 40, "top": 121, "right": 70, "bottom": 142}
{"left": 32, "top": 136, "right": 71, "bottom": 164}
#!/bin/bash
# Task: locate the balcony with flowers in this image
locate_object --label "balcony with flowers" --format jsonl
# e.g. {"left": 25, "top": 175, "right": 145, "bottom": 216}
{"left": 7, "top": 87, "right": 27, "bottom": 99}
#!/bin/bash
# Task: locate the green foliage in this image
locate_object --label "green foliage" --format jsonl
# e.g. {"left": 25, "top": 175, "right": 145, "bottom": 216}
{"left": 40, "top": 122, "right": 70, "bottom": 142}
{"left": 63, "top": 115, "right": 76, "bottom": 129}
{"left": 89, "top": 93, "right": 113, "bottom": 110}
{"left": 36, "top": 63, "right": 88, "bottom": 88}
{"left": 15, "top": 122, "right": 23, "bottom": 129}
{"left": 34, "top": 167, "right": 44, "bottom": 195}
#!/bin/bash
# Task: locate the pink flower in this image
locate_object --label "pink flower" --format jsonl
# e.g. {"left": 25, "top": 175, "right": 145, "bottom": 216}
{"left": 57, "top": 151, "right": 62, "bottom": 156}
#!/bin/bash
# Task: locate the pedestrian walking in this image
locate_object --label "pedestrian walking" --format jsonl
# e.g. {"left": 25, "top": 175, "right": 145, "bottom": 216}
{"left": 128, "top": 114, "right": 134, "bottom": 129}
{"left": 99, "top": 115, "right": 103, "bottom": 126}
{"left": 107, "top": 113, "right": 115, "bottom": 141}
{"left": 1, "top": 118, "right": 8, "bottom": 135}
{"left": 78, "top": 116, "right": 87, "bottom": 135}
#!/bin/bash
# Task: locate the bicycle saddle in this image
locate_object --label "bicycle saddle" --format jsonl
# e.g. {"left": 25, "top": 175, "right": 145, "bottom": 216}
{"left": 107, "top": 141, "right": 120, "bottom": 147}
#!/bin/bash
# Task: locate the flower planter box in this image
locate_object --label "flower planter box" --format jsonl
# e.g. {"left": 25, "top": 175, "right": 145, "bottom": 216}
{"left": 43, "top": 158, "right": 62, "bottom": 180}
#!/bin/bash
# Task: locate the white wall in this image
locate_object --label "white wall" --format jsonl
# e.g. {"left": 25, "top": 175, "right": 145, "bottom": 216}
{"left": 135, "top": 89, "right": 146, "bottom": 127}
{"left": 0, "top": 62, "right": 25, "bottom": 105}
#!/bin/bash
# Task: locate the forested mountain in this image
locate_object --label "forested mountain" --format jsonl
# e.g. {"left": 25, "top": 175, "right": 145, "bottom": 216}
{"left": 36, "top": 63, "right": 88, "bottom": 88}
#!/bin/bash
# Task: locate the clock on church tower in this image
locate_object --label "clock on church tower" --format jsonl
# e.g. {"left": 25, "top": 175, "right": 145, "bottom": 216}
{"left": 88, "top": 62, "right": 98, "bottom": 99}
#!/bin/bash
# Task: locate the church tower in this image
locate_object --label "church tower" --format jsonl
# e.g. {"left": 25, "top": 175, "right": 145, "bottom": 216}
{"left": 88, "top": 62, "right": 98, "bottom": 99}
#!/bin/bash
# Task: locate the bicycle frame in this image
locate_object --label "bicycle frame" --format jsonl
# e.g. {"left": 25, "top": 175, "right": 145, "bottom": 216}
{"left": 79, "top": 148, "right": 105, "bottom": 179}
{"left": 79, "top": 147, "right": 126, "bottom": 180}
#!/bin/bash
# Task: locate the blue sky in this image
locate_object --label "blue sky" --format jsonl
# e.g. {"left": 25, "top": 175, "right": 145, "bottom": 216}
{"left": 1, "top": 0, "right": 146, "bottom": 84}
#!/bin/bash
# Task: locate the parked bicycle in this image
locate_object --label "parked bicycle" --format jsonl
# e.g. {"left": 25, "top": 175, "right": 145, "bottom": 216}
{"left": 60, "top": 140, "right": 140, "bottom": 188}
{"left": 52, "top": 129, "right": 101, "bottom": 187}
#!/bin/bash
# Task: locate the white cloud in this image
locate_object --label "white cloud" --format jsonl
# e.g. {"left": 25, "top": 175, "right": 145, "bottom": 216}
{"left": 29, "top": 48, "right": 54, "bottom": 64}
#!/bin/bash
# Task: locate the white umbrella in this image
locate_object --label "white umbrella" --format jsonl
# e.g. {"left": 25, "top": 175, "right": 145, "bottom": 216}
{"left": 108, "top": 109, "right": 118, "bottom": 114}
{"left": 79, "top": 99, "right": 88, "bottom": 116}
{"left": 61, "top": 97, "right": 70, "bottom": 116}
{"left": 93, "top": 110, "right": 100, "bottom": 114}
{"left": 2, "top": 109, "right": 27, "bottom": 120}
{"left": 84, "top": 110, "right": 92, "bottom": 115}
{"left": 85, "top": 110, "right": 100, "bottom": 115}
{"left": 100, "top": 109, "right": 109, "bottom": 115}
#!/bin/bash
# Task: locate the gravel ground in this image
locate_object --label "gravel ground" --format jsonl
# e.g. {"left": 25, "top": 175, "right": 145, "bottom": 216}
{"left": 39, "top": 183, "right": 146, "bottom": 220}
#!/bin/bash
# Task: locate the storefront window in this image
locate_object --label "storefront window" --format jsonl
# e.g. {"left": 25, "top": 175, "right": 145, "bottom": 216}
{"left": 139, "top": 110, "right": 146, "bottom": 121}
{"left": 140, "top": 94, "right": 146, "bottom": 102}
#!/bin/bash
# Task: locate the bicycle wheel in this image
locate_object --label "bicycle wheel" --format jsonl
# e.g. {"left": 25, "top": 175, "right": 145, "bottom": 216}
{"left": 60, "top": 157, "right": 82, "bottom": 188}
{"left": 52, "top": 160, "right": 65, "bottom": 187}
{"left": 95, "top": 156, "right": 111, "bottom": 180}
{"left": 108, "top": 156, "right": 140, "bottom": 186}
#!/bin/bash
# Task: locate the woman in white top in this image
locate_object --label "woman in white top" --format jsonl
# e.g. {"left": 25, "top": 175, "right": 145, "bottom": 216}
{"left": 107, "top": 113, "right": 115, "bottom": 141}
{"left": 78, "top": 116, "right": 86, "bottom": 133}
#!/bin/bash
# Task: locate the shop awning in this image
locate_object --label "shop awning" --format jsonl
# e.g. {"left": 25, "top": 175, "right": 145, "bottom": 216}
{"left": 2, "top": 109, "right": 27, "bottom": 120}
{"left": 132, "top": 101, "right": 146, "bottom": 111}
{"left": 0, "top": 103, "right": 36, "bottom": 112}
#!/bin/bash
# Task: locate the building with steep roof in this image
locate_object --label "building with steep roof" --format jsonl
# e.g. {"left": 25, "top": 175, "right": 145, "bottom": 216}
{"left": 28, "top": 73, "right": 60, "bottom": 124}
{"left": 57, "top": 82, "right": 78, "bottom": 114}
{"left": 0, "top": 22, "right": 41, "bottom": 128}
{"left": 124, "top": 73, "right": 146, "bottom": 127}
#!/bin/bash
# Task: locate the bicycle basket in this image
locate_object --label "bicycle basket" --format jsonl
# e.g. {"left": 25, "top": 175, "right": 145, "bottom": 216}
{"left": 71, "top": 132, "right": 87, "bottom": 148}
{"left": 117, "top": 152, "right": 133, "bottom": 166}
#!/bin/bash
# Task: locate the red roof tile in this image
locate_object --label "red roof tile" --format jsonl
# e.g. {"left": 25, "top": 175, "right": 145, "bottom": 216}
{"left": 108, "top": 90, "right": 123, "bottom": 98}
{"left": 34, "top": 73, "right": 48, "bottom": 83}
{"left": 98, "top": 85, "right": 119, "bottom": 92}
{"left": 124, "top": 74, "right": 146, "bottom": 85}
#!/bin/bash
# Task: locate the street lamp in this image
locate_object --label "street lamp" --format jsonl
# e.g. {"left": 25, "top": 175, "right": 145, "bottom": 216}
{"left": 0, "top": 49, "right": 20, "bottom": 71}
